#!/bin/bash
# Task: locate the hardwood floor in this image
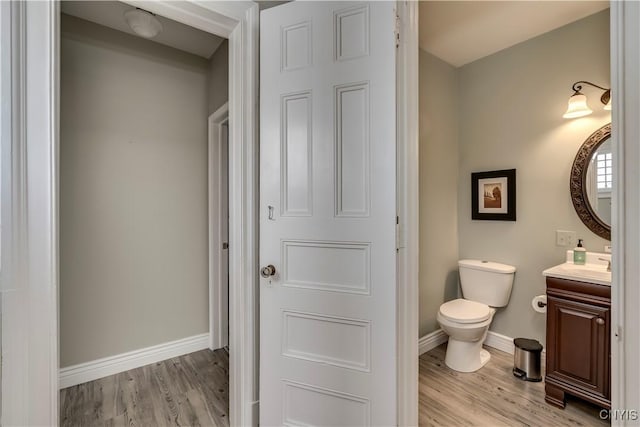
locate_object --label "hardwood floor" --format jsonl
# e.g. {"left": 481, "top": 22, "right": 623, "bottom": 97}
{"left": 62, "top": 344, "right": 609, "bottom": 426}
{"left": 419, "top": 344, "right": 610, "bottom": 427}
{"left": 60, "top": 349, "right": 229, "bottom": 427}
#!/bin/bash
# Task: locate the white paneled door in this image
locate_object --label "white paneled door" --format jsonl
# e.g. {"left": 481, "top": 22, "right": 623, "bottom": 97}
{"left": 260, "top": 2, "right": 397, "bottom": 425}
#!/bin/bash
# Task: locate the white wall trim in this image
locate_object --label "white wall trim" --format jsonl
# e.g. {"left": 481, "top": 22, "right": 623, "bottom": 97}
{"left": 209, "top": 103, "right": 229, "bottom": 351}
{"left": 420, "top": 330, "right": 542, "bottom": 358}
{"left": 418, "top": 330, "right": 516, "bottom": 356}
{"left": 484, "top": 332, "right": 546, "bottom": 368}
{"left": 1, "top": 2, "right": 60, "bottom": 425}
{"left": 396, "top": 1, "right": 420, "bottom": 426}
{"left": 419, "top": 331, "right": 549, "bottom": 371}
{"left": 611, "top": 2, "right": 640, "bottom": 423}
{"left": 59, "top": 334, "right": 209, "bottom": 389}
{"left": 484, "top": 330, "right": 516, "bottom": 355}
{"left": 227, "top": 5, "right": 260, "bottom": 425}
{"left": 418, "top": 329, "right": 448, "bottom": 355}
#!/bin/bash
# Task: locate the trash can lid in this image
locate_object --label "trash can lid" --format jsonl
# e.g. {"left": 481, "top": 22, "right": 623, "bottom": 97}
{"left": 513, "top": 338, "right": 543, "bottom": 352}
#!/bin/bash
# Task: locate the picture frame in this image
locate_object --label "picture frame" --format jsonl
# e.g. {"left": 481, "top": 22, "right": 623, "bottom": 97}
{"left": 471, "top": 169, "right": 516, "bottom": 221}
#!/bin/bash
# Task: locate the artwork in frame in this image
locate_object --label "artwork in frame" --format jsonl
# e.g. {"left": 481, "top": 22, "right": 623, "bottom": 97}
{"left": 471, "top": 169, "right": 516, "bottom": 221}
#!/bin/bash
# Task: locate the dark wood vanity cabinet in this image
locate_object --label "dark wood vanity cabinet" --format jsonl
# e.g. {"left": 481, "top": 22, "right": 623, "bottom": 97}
{"left": 545, "top": 276, "right": 611, "bottom": 409}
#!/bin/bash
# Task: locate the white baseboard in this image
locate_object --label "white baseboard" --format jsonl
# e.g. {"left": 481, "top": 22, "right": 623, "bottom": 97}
{"left": 419, "top": 329, "right": 545, "bottom": 360}
{"left": 418, "top": 329, "right": 512, "bottom": 356}
{"left": 59, "top": 333, "right": 209, "bottom": 389}
{"left": 484, "top": 331, "right": 546, "bottom": 369}
{"left": 418, "top": 329, "right": 448, "bottom": 355}
{"left": 484, "top": 330, "right": 515, "bottom": 354}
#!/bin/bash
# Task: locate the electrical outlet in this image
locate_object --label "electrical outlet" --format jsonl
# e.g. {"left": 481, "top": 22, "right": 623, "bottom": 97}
{"left": 556, "top": 230, "right": 577, "bottom": 247}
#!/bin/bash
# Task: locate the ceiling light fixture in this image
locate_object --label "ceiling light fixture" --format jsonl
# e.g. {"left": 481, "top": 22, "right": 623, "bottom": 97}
{"left": 563, "top": 81, "right": 611, "bottom": 119}
{"left": 124, "top": 8, "right": 163, "bottom": 39}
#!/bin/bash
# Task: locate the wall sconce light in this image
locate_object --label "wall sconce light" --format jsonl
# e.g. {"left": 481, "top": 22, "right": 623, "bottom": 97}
{"left": 563, "top": 81, "right": 611, "bottom": 119}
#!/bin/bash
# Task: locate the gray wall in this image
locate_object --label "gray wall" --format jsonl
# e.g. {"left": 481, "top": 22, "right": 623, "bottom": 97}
{"left": 208, "top": 40, "right": 228, "bottom": 115}
{"left": 419, "top": 10, "right": 611, "bottom": 342}
{"left": 419, "top": 50, "right": 460, "bottom": 336}
{"left": 60, "top": 15, "right": 210, "bottom": 367}
{"left": 457, "top": 10, "right": 611, "bottom": 343}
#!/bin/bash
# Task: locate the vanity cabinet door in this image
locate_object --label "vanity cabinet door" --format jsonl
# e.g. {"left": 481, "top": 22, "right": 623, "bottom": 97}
{"left": 546, "top": 295, "right": 610, "bottom": 401}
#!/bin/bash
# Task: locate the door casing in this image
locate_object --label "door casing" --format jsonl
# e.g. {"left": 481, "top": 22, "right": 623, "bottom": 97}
{"left": 610, "top": 1, "right": 640, "bottom": 422}
{"left": 209, "top": 102, "right": 230, "bottom": 351}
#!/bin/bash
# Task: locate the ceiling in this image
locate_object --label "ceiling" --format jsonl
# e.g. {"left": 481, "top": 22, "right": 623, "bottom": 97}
{"left": 61, "top": 1, "right": 225, "bottom": 59}
{"left": 62, "top": 1, "right": 609, "bottom": 66}
{"left": 256, "top": 1, "right": 290, "bottom": 10}
{"left": 419, "top": 1, "right": 609, "bottom": 67}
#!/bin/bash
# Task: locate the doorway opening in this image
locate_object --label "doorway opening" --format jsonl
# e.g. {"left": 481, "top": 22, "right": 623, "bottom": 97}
{"left": 58, "top": 3, "right": 232, "bottom": 425}
{"left": 210, "top": 103, "right": 230, "bottom": 352}
{"left": 0, "top": 0, "right": 261, "bottom": 424}
{"left": 417, "top": 2, "right": 612, "bottom": 426}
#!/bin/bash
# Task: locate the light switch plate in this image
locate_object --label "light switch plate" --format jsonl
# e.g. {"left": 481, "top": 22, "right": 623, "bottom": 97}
{"left": 556, "top": 230, "right": 577, "bottom": 247}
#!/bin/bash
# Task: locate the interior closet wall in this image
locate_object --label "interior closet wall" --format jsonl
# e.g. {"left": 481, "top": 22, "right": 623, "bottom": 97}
{"left": 60, "top": 14, "right": 210, "bottom": 367}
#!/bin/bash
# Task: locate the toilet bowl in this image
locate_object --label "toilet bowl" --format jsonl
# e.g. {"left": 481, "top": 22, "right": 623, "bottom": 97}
{"left": 437, "top": 299, "right": 495, "bottom": 372}
{"left": 437, "top": 260, "right": 516, "bottom": 373}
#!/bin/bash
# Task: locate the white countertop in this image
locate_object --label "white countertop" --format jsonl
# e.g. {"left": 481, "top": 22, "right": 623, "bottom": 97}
{"left": 542, "top": 251, "right": 611, "bottom": 286}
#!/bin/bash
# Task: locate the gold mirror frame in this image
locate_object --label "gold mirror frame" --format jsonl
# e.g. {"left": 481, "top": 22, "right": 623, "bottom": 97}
{"left": 569, "top": 123, "right": 611, "bottom": 241}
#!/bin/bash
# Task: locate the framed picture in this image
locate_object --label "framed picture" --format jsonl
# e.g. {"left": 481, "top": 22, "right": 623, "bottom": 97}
{"left": 471, "top": 169, "right": 516, "bottom": 221}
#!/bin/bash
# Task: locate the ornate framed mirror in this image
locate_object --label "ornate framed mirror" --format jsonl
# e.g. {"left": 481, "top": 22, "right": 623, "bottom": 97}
{"left": 570, "top": 123, "right": 611, "bottom": 241}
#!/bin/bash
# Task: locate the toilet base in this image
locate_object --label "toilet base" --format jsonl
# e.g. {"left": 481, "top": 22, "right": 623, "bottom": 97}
{"left": 444, "top": 338, "right": 491, "bottom": 372}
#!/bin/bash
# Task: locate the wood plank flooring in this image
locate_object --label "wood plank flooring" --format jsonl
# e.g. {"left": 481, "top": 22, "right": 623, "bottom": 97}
{"left": 419, "top": 344, "right": 609, "bottom": 427}
{"left": 60, "top": 349, "right": 229, "bottom": 427}
{"left": 61, "top": 344, "right": 609, "bottom": 426}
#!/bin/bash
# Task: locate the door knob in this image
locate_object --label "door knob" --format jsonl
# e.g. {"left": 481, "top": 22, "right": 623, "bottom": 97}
{"left": 596, "top": 318, "right": 605, "bottom": 325}
{"left": 260, "top": 265, "right": 276, "bottom": 278}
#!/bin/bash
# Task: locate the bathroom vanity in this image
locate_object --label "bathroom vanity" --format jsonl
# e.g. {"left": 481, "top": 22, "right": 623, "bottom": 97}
{"left": 543, "top": 252, "right": 611, "bottom": 410}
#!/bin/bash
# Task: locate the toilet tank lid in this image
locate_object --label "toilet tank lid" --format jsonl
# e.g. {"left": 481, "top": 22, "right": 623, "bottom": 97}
{"left": 459, "top": 259, "right": 516, "bottom": 274}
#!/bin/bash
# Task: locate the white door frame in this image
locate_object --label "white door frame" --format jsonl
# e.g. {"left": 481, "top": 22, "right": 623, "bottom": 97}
{"left": 610, "top": 2, "right": 640, "bottom": 423}
{"left": 1, "top": 2, "right": 60, "bottom": 425}
{"left": 0, "top": 1, "right": 259, "bottom": 425}
{"left": 209, "top": 102, "right": 230, "bottom": 351}
{"left": 396, "top": 2, "right": 420, "bottom": 425}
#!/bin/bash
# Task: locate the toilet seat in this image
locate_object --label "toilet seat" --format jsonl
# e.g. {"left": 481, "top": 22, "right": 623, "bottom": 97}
{"left": 439, "top": 299, "right": 491, "bottom": 324}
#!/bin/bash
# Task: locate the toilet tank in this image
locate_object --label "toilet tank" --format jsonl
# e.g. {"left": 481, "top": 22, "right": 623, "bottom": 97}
{"left": 458, "top": 260, "right": 516, "bottom": 307}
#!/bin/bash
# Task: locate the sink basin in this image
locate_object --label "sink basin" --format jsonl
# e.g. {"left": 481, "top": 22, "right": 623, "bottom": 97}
{"left": 543, "top": 251, "right": 611, "bottom": 286}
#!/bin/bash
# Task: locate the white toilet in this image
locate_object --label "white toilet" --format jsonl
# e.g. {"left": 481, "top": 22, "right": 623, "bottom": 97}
{"left": 437, "top": 259, "right": 516, "bottom": 373}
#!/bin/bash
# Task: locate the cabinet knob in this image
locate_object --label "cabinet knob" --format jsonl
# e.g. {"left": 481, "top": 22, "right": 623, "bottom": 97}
{"left": 595, "top": 318, "right": 605, "bottom": 325}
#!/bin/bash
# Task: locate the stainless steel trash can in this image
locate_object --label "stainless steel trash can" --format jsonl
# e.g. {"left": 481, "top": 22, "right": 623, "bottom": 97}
{"left": 513, "top": 338, "right": 543, "bottom": 382}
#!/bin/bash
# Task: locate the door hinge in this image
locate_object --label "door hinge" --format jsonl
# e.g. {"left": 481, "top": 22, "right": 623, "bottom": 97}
{"left": 395, "top": 13, "right": 401, "bottom": 48}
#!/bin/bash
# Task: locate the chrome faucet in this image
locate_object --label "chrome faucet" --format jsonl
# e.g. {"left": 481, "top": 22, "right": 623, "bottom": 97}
{"left": 599, "top": 257, "right": 612, "bottom": 272}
